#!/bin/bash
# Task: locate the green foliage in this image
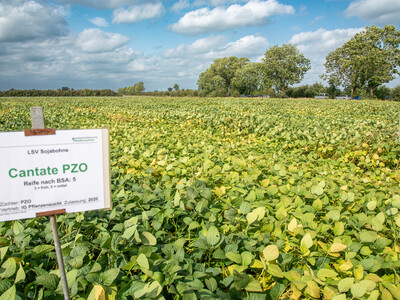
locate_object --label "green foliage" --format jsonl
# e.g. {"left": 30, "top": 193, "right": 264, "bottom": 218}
{"left": 286, "top": 83, "right": 327, "bottom": 98}
{"left": 143, "top": 89, "right": 201, "bottom": 97}
{"left": 118, "top": 82, "right": 145, "bottom": 95}
{"left": 232, "top": 62, "right": 272, "bottom": 95}
{"left": 323, "top": 25, "right": 400, "bottom": 97}
{"left": 391, "top": 84, "right": 400, "bottom": 101}
{"left": 262, "top": 44, "right": 311, "bottom": 93}
{"left": 374, "top": 85, "right": 391, "bottom": 100}
{"left": 0, "top": 88, "right": 117, "bottom": 97}
{"left": 197, "top": 56, "right": 250, "bottom": 95}
{"left": 1, "top": 96, "right": 400, "bottom": 298}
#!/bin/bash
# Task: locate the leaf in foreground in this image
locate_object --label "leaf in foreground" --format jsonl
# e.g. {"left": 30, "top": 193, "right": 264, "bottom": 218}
{"left": 263, "top": 245, "right": 279, "bottom": 261}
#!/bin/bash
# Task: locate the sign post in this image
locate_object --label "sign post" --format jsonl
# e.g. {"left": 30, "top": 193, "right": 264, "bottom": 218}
{"left": 50, "top": 214, "right": 70, "bottom": 299}
{"left": 0, "top": 107, "right": 111, "bottom": 300}
{"left": 30, "top": 107, "right": 70, "bottom": 300}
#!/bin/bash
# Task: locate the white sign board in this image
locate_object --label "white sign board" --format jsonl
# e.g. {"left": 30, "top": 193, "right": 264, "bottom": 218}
{"left": 0, "top": 128, "right": 111, "bottom": 221}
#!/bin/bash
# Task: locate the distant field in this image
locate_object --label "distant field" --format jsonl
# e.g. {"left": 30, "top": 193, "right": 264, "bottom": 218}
{"left": 1, "top": 96, "right": 400, "bottom": 299}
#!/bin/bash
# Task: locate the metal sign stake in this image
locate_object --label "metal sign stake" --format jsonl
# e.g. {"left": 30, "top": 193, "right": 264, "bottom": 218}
{"left": 50, "top": 215, "right": 70, "bottom": 300}
{"left": 29, "top": 107, "right": 70, "bottom": 300}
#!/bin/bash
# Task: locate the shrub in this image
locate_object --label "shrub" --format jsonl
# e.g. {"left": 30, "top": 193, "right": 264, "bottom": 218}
{"left": 392, "top": 84, "right": 400, "bottom": 101}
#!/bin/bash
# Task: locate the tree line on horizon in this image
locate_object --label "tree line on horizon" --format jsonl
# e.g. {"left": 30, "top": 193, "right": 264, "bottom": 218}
{"left": 193, "top": 25, "right": 400, "bottom": 99}
{"left": 0, "top": 87, "right": 117, "bottom": 97}
{"left": 1, "top": 25, "right": 399, "bottom": 100}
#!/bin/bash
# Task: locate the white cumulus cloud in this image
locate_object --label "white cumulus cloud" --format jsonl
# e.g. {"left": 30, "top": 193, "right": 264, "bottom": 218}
{"left": 193, "top": 0, "right": 246, "bottom": 6}
{"left": 171, "top": 0, "right": 190, "bottom": 12}
{"left": 76, "top": 28, "right": 131, "bottom": 53}
{"left": 170, "top": 0, "right": 295, "bottom": 35}
{"left": 164, "top": 36, "right": 226, "bottom": 57}
{"left": 288, "top": 27, "right": 365, "bottom": 85}
{"left": 289, "top": 27, "right": 364, "bottom": 56}
{"left": 345, "top": 0, "right": 400, "bottom": 24}
{"left": 0, "top": 0, "right": 67, "bottom": 42}
{"left": 60, "top": 0, "right": 141, "bottom": 9}
{"left": 89, "top": 17, "right": 109, "bottom": 27}
{"left": 159, "top": 35, "right": 269, "bottom": 89}
{"left": 164, "top": 35, "right": 268, "bottom": 61}
{"left": 209, "top": 35, "right": 269, "bottom": 59}
{"left": 112, "top": 2, "right": 165, "bottom": 23}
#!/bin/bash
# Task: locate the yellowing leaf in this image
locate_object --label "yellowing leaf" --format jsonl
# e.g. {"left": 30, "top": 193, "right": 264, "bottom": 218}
{"left": 263, "top": 245, "right": 279, "bottom": 261}
{"left": 288, "top": 218, "right": 298, "bottom": 232}
{"left": 250, "top": 259, "right": 263, "bottom": 269}
{"left": 94, "top": 285, "right": 106, "bottom": 300}
{"left": 291, "top": 284, "right": 302, "bottom": 300}
{"left": 261, "top": 179, "right": 270, "bottom": 188}
{"left": 354, "top": 264, "right": 364, "bottom": 280}
{"left": 305, "top": 281, "right": 320, "bottom": 298}
{"left": 214, "top": 186, "right": 226, "bottom": 197}
{"left": 382, "top": 281, "right": 400, "bottom": 299}
{"left": 227, "top": 264, "right": 246, "bottom": 275}
{"left": 246, "top": 207, "right": 265, "bottom": 225}
{"left": 301, "top": 233, "right": 313, "bottom": 249}
{"left": 329, "top": 243, "right": 347, "bottom": 253}
{"left": 365, "top": 273, "right": 382, "bottom": 283}
{"left": 382, "top": 288, "right": 394, "bottom": 300}
{"left": 338, "top": 259, "right": 353, "bottom": 272}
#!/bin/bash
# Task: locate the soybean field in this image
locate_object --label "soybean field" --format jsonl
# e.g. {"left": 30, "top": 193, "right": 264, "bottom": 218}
{"left": 1, "top": 96, "right": 400, "bottom": 299}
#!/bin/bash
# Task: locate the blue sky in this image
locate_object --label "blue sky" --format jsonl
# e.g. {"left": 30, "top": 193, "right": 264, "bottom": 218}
{"left": 0, "top": 0, "right": 399, "bottom": 91}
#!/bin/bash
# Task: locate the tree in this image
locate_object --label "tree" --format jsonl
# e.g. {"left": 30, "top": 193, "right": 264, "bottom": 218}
{"left": 322, "top": 46, "right": 362, "bottom": 96}
{"left": 262, "top": 44, "right": 311, "bottom": 93}
{"left": 374, "top": 85, "right": 391, "bottom": 100}
{"left": 322, "top": 25, "right": 400, "bottom": 97}
{"left": 392, "top": 84, "right": 400, "bottom": 101}
{"left": 173, "top": 83, "right": 180, "bottom": 91}
{"left": 118, "top": 82, "right": 145, "bottom": 95}
{"left": 197, "top": 56, "right": 249, "bottom": 94}
{"left": 133, "top": 82, "right": 145, "bottom": 94}
{"left": 285, "top": 83, "right": 327, "bottom": 98}
{"left": 232, "top": 63, "right": 272, "bottom": 95}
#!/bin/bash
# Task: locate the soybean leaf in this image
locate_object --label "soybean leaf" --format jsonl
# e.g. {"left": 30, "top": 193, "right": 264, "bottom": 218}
{"left": 141, "top": 231, "right": 157, "bottom": 246}
{"left": 206, "top": 226, "right": 220, "bottom": 246}
{"left": 0, "top": 285, "right": 16, "bottom": 300}
{"left": 101, "top": 268, "right": 120, "bottom": 286}
{"left": 136, "top": 254, "right": 149, "bottom": 270}
{"left": 263, "top": 245, "right": 279, "bottom": 261}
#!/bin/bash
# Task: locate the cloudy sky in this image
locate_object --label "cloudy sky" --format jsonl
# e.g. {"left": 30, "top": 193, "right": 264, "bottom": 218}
{"left": 0, "top": 0, "right": 399, "bottom": 91}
